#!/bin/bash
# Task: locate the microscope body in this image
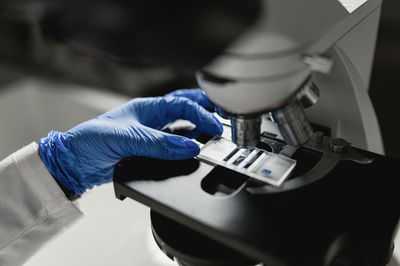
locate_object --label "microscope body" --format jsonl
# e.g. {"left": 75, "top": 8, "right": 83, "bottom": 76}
{"left": 114, "top": 126, "right": 399, "bottom": 266}
{"left": 113, "top": 1, "right": 399, "bottom": 265}
{"left": 198, "top": 0, "right": 383, "bottom": 154}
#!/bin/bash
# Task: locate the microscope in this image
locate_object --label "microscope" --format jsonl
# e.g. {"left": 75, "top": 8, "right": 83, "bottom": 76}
{"left": 112, "top": 0, "right": 400, "bottom": 265}
{"left": 198, "top": 0, "right": 383, "bottom": 152}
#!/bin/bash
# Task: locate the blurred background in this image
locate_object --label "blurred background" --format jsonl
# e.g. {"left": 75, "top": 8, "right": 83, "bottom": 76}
{"left": 0, "top": 3, "right": 198, "bottom": 98}
{"left": 0, "top": 1, "right": 399, "bottom": 266}
{"left": 0, "top": 2, "right": 259, "bottom": 266}
{"left": 0, "top": 0, "right": 399, "bottom": 159}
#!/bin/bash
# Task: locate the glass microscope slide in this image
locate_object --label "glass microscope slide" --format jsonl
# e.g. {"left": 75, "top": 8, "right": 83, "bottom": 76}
{"left": 197, "top": 136, "right": 296, "bottom": 187}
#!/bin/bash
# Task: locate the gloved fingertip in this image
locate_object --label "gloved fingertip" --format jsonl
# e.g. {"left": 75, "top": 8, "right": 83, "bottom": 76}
{"left": 204, "top": 115, "right": 224, "bottom": 136}
{"left": 165, "top": 135, "right": 200, "bottom": 159}
{"left": 185, "top": 139, "right": 201, "bottom": 154}
{"left": 193, "top": 112, "right": 224, "bottom": 137}
{"left": 213, "top": 116, "right": 224, "bottom": 136}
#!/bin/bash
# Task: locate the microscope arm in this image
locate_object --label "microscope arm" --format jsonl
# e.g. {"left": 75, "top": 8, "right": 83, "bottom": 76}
{"left": 198, "top": 0, "right": 382, "bottom": 148}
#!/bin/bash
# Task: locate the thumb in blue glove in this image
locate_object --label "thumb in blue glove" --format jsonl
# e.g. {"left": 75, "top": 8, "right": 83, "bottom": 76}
{"left": 39, "top": 91, "right": 222, "bottom": 195}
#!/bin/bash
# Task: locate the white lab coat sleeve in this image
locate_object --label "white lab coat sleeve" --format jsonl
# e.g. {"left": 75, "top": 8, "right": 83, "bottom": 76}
{"left": 0, "top": 143, "right": 83, "bottom": 266}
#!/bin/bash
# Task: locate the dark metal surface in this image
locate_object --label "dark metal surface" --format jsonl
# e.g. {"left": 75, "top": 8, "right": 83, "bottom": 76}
{"left": 151, "top": 210, "right": 260, "bottom": 266}
{"left": 247, "top": 135, "right": 373, "bottom": 195}
{"left": 114, "top": 139, "right": 399, "bottom": 265}
{"left": 369, "top": 0, "right": 400, "bottom": 159}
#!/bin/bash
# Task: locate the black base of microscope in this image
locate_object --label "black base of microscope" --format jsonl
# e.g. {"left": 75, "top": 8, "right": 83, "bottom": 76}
{"left": 150, "top": 210, "right": 260, "bottom": 266}
{"left": 113, "top": 133, "right": 399, "bottom": 266}
{"left": 150, "top": 209, "right": 395, "bottom": 266}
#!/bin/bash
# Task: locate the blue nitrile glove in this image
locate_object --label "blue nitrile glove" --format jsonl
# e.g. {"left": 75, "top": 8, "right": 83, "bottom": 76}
{"left": 164, "top": 88, "right": 216, "bottom": 139}
{"left": 39, "top": 90, "right": 223, "bottom": 195}
{"left": 164, "top": 88, "right": 214, "bottom": 110}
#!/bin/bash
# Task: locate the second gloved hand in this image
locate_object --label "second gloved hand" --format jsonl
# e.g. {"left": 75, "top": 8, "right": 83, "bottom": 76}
{"left": 39, "top": 91, "right": 223, "bottom": 195}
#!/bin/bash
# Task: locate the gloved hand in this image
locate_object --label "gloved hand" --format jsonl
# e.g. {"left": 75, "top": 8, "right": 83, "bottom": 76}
{"left": 164, "top": 88, "right": 214, "bottom": 110}
{"left": 39, "top": 89, "right": 222, "bottom": 195}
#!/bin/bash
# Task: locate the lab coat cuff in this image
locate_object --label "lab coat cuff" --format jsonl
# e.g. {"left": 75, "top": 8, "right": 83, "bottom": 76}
{"left": 13, "top": 142, "right": 83, "bottom": 214}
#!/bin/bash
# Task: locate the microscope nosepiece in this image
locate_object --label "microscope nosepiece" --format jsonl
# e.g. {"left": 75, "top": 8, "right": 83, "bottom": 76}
{"left": 272, "top": 100, "right": 313, "bottom": 146}
{"left": 231, "top": 115, "right": 261, "bottom": 148}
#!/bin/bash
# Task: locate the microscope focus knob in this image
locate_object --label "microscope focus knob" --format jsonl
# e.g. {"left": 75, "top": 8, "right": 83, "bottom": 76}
{"left": 311, "top": 131, "right": 324, "bottom": 144}
{"left": 329, "top": 138, "right": 351, "bottom": 153}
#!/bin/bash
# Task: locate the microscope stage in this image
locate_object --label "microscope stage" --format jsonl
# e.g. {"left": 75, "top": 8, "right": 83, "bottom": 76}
{"left": 113, "top": 136, "right": 399, "bottom": 265}
{"left": 197, "top": 136, "right": 296, "bottom": 187}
